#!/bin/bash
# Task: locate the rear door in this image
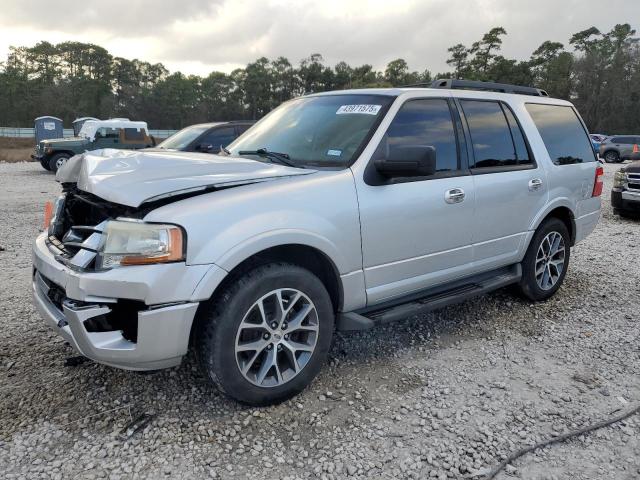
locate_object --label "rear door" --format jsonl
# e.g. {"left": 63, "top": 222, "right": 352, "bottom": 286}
{"left": 354, "top": 97, "right": 476, "bottom": 304}
{"left": 458, "top": 99, "right": 547, "bottom": 269}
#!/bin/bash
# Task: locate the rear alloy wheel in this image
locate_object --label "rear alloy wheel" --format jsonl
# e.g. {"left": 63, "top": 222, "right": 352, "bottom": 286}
{"left": 195, "top": 263, "right": 334, "bottom": 405}
{"left": 534, "top": 231, "right": 566, "bottom": 291}
{"left": 604, "top": 151, "right": 619, "bottom": 163}
{"left": 518, "top": 217, "right": 570, "bottom": 301}
{"left": 48, "top": 153, "right": 71, "bottom": 173}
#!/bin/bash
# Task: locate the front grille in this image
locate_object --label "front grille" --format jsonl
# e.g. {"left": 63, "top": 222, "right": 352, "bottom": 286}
{"left": 628, "top": 173, "right": 640, "bottom": 192}
{"left": 47, "top": 187, "right": 137, "bottom": 271}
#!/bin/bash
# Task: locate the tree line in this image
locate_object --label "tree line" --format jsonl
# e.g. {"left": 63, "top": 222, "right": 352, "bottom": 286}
{"left": 0, "top": 24, "right": 638, "bottom": 133}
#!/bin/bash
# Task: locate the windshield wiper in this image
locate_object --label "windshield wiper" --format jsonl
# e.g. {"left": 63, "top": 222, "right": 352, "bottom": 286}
{"left": 237, "top": 148, "right": 298, "bottom": 168}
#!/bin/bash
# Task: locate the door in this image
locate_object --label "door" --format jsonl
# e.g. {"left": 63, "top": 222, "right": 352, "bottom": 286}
{"left": 355, "top": 98, "right": 476, "bottom": 305}
{"left": 458, "top": 99, "right": 547, "bottom": 269}
{"left": 92, "top": 127, "right": 120, "bottom": 149}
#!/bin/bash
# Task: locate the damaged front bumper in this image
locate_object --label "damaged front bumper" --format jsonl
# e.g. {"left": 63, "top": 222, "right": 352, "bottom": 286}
{"left": 32, "top": 233, "right": 204, "bottom": 370}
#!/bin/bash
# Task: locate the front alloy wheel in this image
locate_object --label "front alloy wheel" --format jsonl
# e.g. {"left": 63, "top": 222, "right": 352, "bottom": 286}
{"left": 235, "top": 288, "right": 319, "bottom": 387}
{"left": 196, "top": 262, "right": 334, "bottom": 405}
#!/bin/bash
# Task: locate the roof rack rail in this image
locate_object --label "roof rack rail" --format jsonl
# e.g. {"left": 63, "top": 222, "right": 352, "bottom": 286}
{"left": 402, "top": 79, "right": 549, "bottom": 97}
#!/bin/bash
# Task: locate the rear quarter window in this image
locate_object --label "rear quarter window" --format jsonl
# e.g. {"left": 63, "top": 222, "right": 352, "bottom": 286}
{"left": 526, "top": 104, "right": 596, "bottom": 165}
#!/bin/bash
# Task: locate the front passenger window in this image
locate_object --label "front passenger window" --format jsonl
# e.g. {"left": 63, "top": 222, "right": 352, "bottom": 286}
{"left": 373, "top": 98, "right": 459, "bottom": 173}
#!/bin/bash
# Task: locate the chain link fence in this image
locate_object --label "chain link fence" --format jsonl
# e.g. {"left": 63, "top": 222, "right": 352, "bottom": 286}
{"left": 0, "top": 127, "right": 177, "bottom": 138}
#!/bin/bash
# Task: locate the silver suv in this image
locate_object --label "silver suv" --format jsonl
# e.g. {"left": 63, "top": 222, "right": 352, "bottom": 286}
{"left": 33, "top": 80, "right": 602, "bottom": 405}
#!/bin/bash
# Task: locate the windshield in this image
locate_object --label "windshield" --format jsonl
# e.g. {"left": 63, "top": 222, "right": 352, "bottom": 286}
{"left": 158, "top": 125, "right": 210, "bottom": 150}
{"left": 227, "top": 94, "right": 394, "bottom": 167}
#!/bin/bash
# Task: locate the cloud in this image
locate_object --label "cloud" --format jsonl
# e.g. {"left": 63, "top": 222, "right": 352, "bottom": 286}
{"left": 1, "top": 0, "right": 639, "bottom": 75}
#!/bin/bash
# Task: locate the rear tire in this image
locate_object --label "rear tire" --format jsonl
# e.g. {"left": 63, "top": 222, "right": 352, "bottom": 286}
{"left": 603, "top": 151, "right": 619, "bottom": 163}
{"left": 48, "top": 153, "right": 71, "bottom": 173}
{"left": 195, "top": 262, "right": 334, "bottom": 406}
{"left": 518, "top": 218, "right": 570, "bottom": 301}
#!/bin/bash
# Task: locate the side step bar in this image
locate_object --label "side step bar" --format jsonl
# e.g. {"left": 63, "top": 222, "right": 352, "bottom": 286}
{"left": 337, "top": 264, "right": 521, "bottom": 331}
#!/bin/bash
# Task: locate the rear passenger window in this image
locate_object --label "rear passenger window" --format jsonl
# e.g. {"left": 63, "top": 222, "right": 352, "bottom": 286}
{"left": 461, "top": 100, "right": 529, "bottom": 168}
{"left": 373, "top": 98, "right": 459, "bottom": 173}
{"left": 526, "top": 104, "right": 596, "bottom": 165}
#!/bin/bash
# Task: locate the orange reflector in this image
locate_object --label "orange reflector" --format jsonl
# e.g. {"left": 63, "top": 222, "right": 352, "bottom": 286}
{"left": 43, "top": 201, "right": 54, "bottom": 230}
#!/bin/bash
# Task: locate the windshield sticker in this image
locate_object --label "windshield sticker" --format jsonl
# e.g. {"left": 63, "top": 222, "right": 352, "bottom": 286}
{"left": 336, "top": 104, "right": 381, "bottom": 115}
{"left": 327, "top": 149, "right": 342, "bottom": 156}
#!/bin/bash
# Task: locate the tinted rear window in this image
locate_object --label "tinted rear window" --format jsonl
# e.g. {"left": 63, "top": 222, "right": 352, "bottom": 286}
{"left": 526, "top": 104, "right": 596, "bottom": 165}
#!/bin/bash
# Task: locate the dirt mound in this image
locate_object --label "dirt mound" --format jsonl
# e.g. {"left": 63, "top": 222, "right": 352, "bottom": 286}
{"left": 0, "top": 137, "right": 35, "bottom": 162}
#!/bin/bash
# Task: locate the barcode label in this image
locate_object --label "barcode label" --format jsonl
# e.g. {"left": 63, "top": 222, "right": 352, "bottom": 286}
{"left": 336, "top": 105, "right": 381, "bottom": 115}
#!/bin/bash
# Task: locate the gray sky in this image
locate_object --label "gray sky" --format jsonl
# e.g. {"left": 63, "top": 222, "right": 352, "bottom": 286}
{"left": 1, "top": 0, "right": 639, "bottom": 76}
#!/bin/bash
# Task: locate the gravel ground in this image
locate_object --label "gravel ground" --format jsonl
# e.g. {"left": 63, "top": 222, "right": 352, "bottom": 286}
{"left": 0, "top": 161, "right": 638, "bottom": 480}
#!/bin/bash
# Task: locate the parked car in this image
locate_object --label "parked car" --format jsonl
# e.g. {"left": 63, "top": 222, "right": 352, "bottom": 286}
{"left": 612, "top": 161, "right": 640, "bottom": 217}
{"left": 589, "top": 133, "right": 607, "bottom": 154}
{"left": 599, "top": 135, "right": 640, "bottom": 163}
{"left": 32, "top": 119, "right": 154, "bottom": 173}
{"left": 34, "top": 79, "right": 601, "bottom": 405}
{"left": 150, "top": 121, "right": 255, "bottom": 153}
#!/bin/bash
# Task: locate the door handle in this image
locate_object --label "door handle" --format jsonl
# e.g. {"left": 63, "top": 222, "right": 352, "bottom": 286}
{"left": 444, "top": 188, "right": 465, "bottom": 204}
{"left": 528, "top": 178, "right": 543, "bottom": 191}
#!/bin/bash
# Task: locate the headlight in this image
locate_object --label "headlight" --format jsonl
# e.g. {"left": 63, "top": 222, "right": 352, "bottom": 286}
{"left": 97, "top": 220, "right": 185, "bottom": 269}
{"left": 613, "top": 170, "right": 626, "bottom": 189}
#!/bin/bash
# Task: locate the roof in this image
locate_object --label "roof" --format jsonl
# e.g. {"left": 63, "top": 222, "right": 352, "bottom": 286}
{"left": 72, "top": 117, "right": 99, "bottom": 124}
{"left": 78, "top": 119, "right": 149, "bottom": 141}
{"left": 35, "top": 116, "right": 63, "bottom": 122}
{"left": 306, "top": 87, "right": 573, "bottom": 106}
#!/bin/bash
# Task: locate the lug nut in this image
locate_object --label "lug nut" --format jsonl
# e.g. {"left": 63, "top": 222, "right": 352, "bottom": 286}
{"left": 284, "top": 334, "right": 289, "bottom": 340}
{"left": 270, "top": 322, "right": 278, "bottom": 329}
{"left": 263, "top": 333, "right": 270, "bottom": 340}
{"left": 267, "top": 344, "right": 273, "bottom": 350}
{"left": 277, "top": 345, "right": 282, "bottom": 351}
{"left": 281, "top": 322, "right": 288, "bottom": 330}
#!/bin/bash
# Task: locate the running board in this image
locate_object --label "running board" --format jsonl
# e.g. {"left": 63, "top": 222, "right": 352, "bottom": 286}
{"left": 336, "top": 264, "right": 521, "bottom": 331}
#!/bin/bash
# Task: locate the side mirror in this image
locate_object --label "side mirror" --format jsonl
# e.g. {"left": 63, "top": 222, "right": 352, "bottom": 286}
{"left": 374, "top": 145, "right": 437, "bottom": 177}
{"left": 197, "top": 143, "right": 214, "bottom": 153}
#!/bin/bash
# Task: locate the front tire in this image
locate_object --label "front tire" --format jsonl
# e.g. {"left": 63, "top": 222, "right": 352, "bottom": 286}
{"left": 40, "top": 158, "right": 52, "bottom": 171}
{"left": 603, "top": 151, "right": 619, "bottom": 163}
{"left": 48, "top": 153, "right": 71, "bottom": 173}
{"left": 195, "top": 263, "right": 334, "bottom": 406}
{"left": 518, "top": 218, "right": 570, "bottom": 301}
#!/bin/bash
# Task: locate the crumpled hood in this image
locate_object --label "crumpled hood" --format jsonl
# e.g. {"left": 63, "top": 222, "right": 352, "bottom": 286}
{"left": 56, "top": 149, "right": 314, "bottom": 208}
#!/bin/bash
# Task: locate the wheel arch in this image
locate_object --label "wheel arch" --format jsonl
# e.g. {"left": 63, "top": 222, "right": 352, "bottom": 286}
{"left": 50, "top": 150, "right": 75, "bottom": 158}
{"left": 531, "top": 204, "right": 576, "bottom": 246}
{"left": 196, "top": 243, "right": 344, "bottom": 313}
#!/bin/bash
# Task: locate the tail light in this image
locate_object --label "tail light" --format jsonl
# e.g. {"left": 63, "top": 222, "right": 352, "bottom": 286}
{"left": 592, "top": 165, "right": 604, "bottom": 197}
{"left": 43, "top": 201, "right": 54, "bottom": 229}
